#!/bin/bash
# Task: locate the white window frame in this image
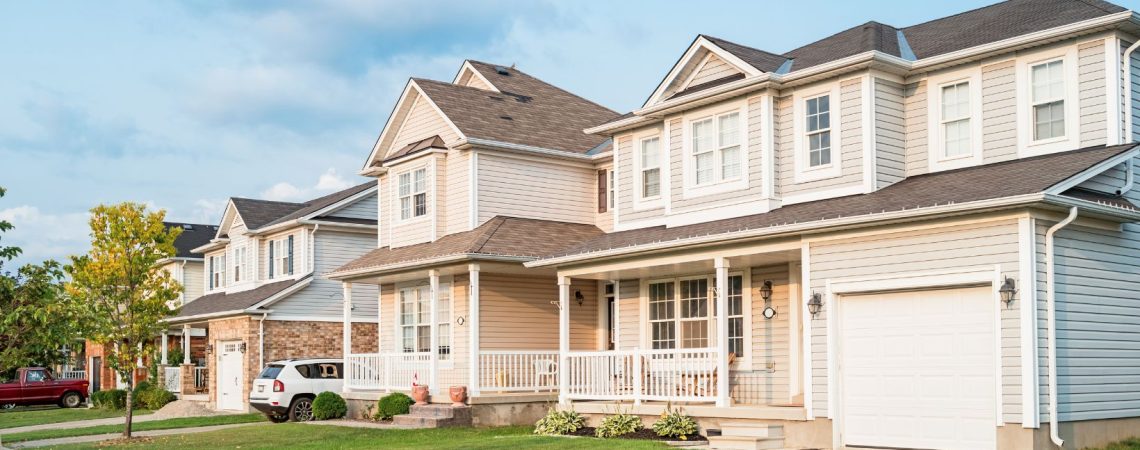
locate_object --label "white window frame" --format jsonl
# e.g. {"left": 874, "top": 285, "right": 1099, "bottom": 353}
{"left": 210, "top": 253, "right": 226, "bottom": 290}
{"left": 607, "top": 169, "right": 615, "bottom": 210}
{"left": 640, "top": 271, "right": 752, "bottom": 370}
{"left": 232, "top": 245, "right": 248, "bottom": 283}
{"left": 394, "top": 279, "right": 454, "bottom": 365}
{"left": 681, "top": 99, "right": 749, "bottom": 197}
{"left": 927, "top": 68, "right": 984, "bottom": 172}
{"left": 638, "top": 136, "right": 662, "bottom": 199}
{"left": 631, "top": 128, "right": 665, "bottom": 210}
{"left": 793, "top": 83, "right": 843, "bottom": 183}
{"left": 268, "top": 236, "right": 292, "bottom": 279}
{"left": 1016, "top": 45, "right": 1079, "bottom": 157}
{"left": 395, "top": 166, "right": 429, "bottom": 222}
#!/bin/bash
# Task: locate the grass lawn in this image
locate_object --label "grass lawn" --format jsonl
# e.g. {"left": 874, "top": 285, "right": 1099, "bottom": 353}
{"left": 0, "top": 407, "right": 152, "bottom": 429}
{"left": 47, "top": 424, "right": 670, "bottom": 449}
{"left": 1090, "top": 438, "right": 1140, "bottom": 450}
{"left": 0, "top": 413, "right": 265, "bottom": 443}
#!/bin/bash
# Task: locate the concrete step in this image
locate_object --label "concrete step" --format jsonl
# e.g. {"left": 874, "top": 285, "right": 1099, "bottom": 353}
{"left": 716, "top": 423, "right": 784, "bottom": 439}
{"left": 707, "top": 435, "right": 784, "bottom": 450}
{"left": 392, "top": 405, "right": 473, "bottom": 428}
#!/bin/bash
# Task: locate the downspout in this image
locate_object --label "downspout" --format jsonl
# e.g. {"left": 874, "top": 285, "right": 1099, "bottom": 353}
{"left": 258, "top": 313, "right": 268, "bottom": 369}
{"left": 1045, "top": 206, "right": 1079, "bottom": 447}
{"left": 179, "top": 260, "right": 187, "bottom": 305}
{"left": 310, "top": 224, "right": 320, "bottom": 274}
{"left": 1125, "top": 41, "right": 1140, "bottom": 144}
{"left": 1119, "top": 159, "right": 1135, "bottom": 196}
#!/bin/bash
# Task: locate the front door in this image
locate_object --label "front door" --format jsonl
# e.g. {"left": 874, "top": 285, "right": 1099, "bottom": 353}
{"left": 216, "top": 341, "right": 244, "bottom": 411}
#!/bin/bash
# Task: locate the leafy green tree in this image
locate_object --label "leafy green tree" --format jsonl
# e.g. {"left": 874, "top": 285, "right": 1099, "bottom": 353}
{"left": 67, "top": 203, "right": 182, "bottom": 438}
{"left": 0, "top": 187, "right": 22, "bottom": 266}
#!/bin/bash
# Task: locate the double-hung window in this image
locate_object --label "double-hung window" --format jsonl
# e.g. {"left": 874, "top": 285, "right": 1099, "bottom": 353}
{"left": 398, "top": 168, "right": 428, "bottom": 220}
{"left": 398, "top": 283, "right": 451, "bottom": 360}
{"left": 607, "top": 170, "right": 615, "bottom": 210}
{"left": 1031, "top": 59, "right": 1065, "bottom": 141}
{"left": 941, "top": 82, "right": 972, "bottom": 157}
{"left": 639, "top": 137, "right": 661, "bottom": 199}
{"left": 805, "top": 95, "right": 831, "bottom": 167}
{"left": 268, "top": 237, "right": 293, "bottom": 279}
{"left": 232, "top": 246, "right": 248, "bottom": 283}
{"left": 690, "top": 111, "right": 742, "bottom": 186}
{"left": 210, "top": 254, "right": 226, "bottom": 289}
{"left": 647, "top": 274, "right": 745, "bottom": 354}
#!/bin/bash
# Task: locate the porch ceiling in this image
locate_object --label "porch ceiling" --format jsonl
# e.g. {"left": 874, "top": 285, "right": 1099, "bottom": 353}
{"left": 563, "top": 246, "right": 801, "bottom": 280}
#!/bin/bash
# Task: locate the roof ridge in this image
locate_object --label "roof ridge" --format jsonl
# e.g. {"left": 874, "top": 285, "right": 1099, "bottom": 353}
{"left": 699, "top": 34, "right": 787, "bottom": 60}
{"left": 783, "top": 19, "right": 900, "bottom": 57}
{"left": 230, "top": 197, "right": 303, "bottom": 206}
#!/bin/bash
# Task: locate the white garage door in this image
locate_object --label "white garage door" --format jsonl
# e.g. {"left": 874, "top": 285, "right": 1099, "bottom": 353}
{"left": 841, "top": 287, "right": 996, "bottom": 450}
{"left": 216, "top": 341, "right": 244, "bottom": 411}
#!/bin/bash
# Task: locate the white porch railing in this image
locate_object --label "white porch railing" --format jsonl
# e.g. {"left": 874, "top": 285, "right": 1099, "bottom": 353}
{"left": 345, "top": 352, "right": 432, "bottom": 391}
{"left": 58, "top": 370, "right": 86, "bottom": 380}
{"left": 163, "top": 367, "right": 181, "bottom": 392}
{"left": 193, "top": 367, "right": 208, "bottom": 391}
{"left": 478, "top": 351, "right": 560, "bottom": 393}
{"left": 564, "top": 348, "right": 720, "bottom": 403}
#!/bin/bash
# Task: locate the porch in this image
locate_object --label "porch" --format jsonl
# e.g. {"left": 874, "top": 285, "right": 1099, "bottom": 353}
{"left": 157, "top": 324, "right": 209, "bottom": 395}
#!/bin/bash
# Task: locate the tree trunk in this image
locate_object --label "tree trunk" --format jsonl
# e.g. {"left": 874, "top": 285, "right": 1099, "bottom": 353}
{"left": 123, "top": 375, "right": 134, "bottom": 438}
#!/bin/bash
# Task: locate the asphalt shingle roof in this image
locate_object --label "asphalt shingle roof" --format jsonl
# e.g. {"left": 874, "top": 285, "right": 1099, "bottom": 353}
{"left": 333, "top": 216, "right": 604, "bottom": 275}
{"left": 228, "top": 182, "right": 375, "bottom": 231}
{"left": 164, "top": 222, "right": 218, "bottom": 258}
{"left": 173, "top": 277, "right": 308, "bottom": 319}
{"left": 413, "top": 61, "right": 620, "bottom": 154}
{"left": 538, "top": 144, "right": 1138, "bottom": 261}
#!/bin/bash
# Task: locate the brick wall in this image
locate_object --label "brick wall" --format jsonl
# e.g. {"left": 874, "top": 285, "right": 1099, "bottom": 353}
{"left": 205, "top": 316, "right": 258, "bottom": 410}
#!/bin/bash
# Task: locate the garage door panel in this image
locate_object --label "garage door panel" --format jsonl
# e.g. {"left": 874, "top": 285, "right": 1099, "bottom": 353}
{"left": 841, "top": 287, "right": 996, "bottom": 450}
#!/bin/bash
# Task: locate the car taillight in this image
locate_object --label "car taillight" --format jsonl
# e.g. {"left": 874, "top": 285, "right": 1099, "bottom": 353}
{"left": 273, "top": 380, "right": 284, "bottom": 392}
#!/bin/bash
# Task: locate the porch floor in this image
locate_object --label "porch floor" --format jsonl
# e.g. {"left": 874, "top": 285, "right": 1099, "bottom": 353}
{"left": 566, "top": 400, "right": 807, "bottom": 421}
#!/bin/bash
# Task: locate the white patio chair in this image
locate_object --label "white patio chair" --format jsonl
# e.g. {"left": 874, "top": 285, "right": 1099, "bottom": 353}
{"left": 533, "top": 359, "right": 558, "bottom": 392}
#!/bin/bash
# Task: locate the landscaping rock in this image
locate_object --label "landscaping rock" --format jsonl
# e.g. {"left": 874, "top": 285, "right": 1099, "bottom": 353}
{"left": 150, "top": 400, "right": 217, "bottom": 420}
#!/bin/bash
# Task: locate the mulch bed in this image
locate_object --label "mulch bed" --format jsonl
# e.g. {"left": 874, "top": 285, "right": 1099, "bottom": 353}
{"left": 568, "top": 427, "right": 706, "bottom": 442}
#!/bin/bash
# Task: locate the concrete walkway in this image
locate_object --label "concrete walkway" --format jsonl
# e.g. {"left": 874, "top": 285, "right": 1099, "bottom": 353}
{"left": 1, "top": 413, "right": 164, "bottom": 435}
{"left": 5, "top": 423, "right": 258, "bottom": 449}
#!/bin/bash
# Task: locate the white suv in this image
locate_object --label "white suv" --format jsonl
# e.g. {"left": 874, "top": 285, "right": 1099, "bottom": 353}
{"left": 249, "top": 358, "right": 343, "bottom": 422}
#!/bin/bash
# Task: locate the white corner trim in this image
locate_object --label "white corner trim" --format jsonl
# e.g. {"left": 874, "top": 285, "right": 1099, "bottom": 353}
{"left": 761, "top": 94, "right": 776, "bottom": 200}
{"left": 862, "top": 75, "right": 876, "bottom": 193}
{"left": 926, "top": 66, "right": 986, "bottom": 173}
{"left": 469, "top": 151, "right": 479, "bottom": 230}
{"left": 1105, "top": 36, "right": 1123, "bottom": 146}
{"left": 1015, "top": 45, "right": 1081, "bottom": 158}
{"left": 1018, "top": 217, "right": 1041, "bottom": 428}
{"left": 792, "top": 82, "right": 844, "bottom": 183}
{"left": 801, "top": 241, "right": 813, "bottom": 420}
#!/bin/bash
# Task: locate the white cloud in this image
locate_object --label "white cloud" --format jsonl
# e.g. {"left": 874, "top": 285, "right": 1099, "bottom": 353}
{"left": 260, "top": 168, "right": 358, "bottom": 202}
{"left": 315, "top": 168, "right": 353, "bottom": 191}
{"left": 261, "top": 182, "right": 305, "bottom": 202}
{"left": 0, "top": 206, "right": 91, "bottom": 267}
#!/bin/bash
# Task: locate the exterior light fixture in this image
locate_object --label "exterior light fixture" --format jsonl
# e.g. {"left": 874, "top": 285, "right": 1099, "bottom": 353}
{"left": 575, "top": 289, "right": 585, "bottom": 306}
{"left": 999, "top": 277, "right": 1017, "bottom": 308}
{"left": 807, "top": 292, "right": 823, "bottom": 318}
{"left": 760, "top": 280, "right": 773, "bottom": 301}
{"left": 205, "top": 344, "right": 213, "bottom": 355}
{"left": 239, "top": 342, "right": 247, "bottom": 353}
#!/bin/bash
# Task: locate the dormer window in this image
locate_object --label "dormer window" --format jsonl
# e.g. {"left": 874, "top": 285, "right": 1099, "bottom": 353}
{"left": 1031, "top": 60, "right": 1065, "bottom": 141}
{"left": 398, "top": 168, "right": 428, "bottom": 220}
{"left": 639, "top": 137, "right": 661, "bottom": 199}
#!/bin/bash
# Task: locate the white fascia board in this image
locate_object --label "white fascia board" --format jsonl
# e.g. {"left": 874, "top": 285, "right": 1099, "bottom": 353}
{"left": 327, "top": 254, "right": 531, "bottom": 282}
{"left": 380, "top": 149, "right": 447, "bottom": 168}
{"left": 299, "top": 185, "right": 379, "bottom": 220}
{"left": 363, "top": 80, "right": 417, "bottom": 172}
{"left": 190, "top": 239, "right": 229, "bottom": 254}
{"left": 1045, "top": 147, "right": 1140, "bottom": 194}
{"left": 452, "top": 60, "right": 501, "bottom": 92}
{"left": 456, "top": 138, "right": 601, "bottom": 163}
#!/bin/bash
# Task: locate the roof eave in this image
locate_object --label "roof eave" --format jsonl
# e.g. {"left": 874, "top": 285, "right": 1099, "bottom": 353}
{"left": 329, "top": 254, "right": 533, "bottom": 282}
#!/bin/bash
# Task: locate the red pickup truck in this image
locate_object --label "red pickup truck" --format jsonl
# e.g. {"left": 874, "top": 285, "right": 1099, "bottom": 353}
{"left": 0, "top": 368, "right": 89, "bottom": 409}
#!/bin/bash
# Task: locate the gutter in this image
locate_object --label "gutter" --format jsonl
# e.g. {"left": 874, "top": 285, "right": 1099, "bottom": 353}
{"left": 191, "top": 238, "right": 229, "bottom": 254}
{"left": 586, "top": 11, "right": 1138, "bottom": 136}
{"left": 454, "top": 138, "right": 610, "bottom": 162}
{"left": 328, "top": 253, "right": 533, "bottom": 281}
{"left": 526, "top": 193, "right": 1140, "bottom": 268}
{"left": 1044, "top": 206, "right": 1079, "bottom": 448}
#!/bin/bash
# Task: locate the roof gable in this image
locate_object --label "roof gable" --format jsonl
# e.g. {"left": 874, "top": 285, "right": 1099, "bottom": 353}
{"left": 362, "top": 81, "right": 465, "bottom": 172}
{"left": 644, "top": 35, "right": 781, "bottom": 108}
{"left": 453, "top": 61, "right": 500, "bottom": 92}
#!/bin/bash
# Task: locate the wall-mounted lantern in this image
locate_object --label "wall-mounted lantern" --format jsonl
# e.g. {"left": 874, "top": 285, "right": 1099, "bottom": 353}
{"left": 807, "top": 292, "right": 823, "bottom": 318}
{"left": 575, "top": 289, "right": 585, "bottom": 307}
{"left": 999, "top": 277, "right": 1017, "bottom": 308}
{"left": 759, "top": 280, "right": 773, "bottom": 302}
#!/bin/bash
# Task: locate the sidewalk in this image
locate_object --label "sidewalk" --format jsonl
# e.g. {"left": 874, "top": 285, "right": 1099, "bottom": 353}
{"left": 2, "top": 413, "right": 165, "bottom": 435}
{"left": 5, "top": 423, "right": 258, "bottom": 449}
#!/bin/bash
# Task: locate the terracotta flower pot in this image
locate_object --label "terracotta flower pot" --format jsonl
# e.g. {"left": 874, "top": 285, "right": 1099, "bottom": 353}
{"left": 411, "top": 385, "right": 430, "bottom": 406}
{"left": 448, "top": 386, "right": 467, "bottom": 407}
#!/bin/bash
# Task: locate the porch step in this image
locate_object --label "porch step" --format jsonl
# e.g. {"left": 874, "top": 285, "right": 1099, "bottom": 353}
{"left": 707, "top": 424, "right": 784, "bottom": 450}
{"left": 391, "top": 404, "right": 472, "bottom": 428}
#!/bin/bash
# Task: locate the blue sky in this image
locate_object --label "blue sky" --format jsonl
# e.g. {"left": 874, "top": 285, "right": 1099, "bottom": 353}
{"left": 0, "top": 0, "right": 1007, "bottom": 267}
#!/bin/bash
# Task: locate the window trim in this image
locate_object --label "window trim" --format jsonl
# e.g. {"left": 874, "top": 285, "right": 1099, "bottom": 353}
{"left": 638, "top": 136, "right": 663, "bottom": 200}
{"left": 393, "top": 165, "right": 431, "bottom": 223}
{"left": 927, "top": 68, "right": 984, "bottom": 172}
{"left": 393, "top": 278, "right": 455, "bottom": 367}
{"left": 232, "top": 245, "right": 248, "bottom": 283}
{"left": 680, "top": 99, "right": 749, "bottom": 198}
{"left": 793, "top": 83, "right": 843, "bottom": 183}
{"left": 630, "top": 128, "right": 665, "bottom": 211}
{"left": 209, "top": 253, "right": 226, "bottom": 291}
{"left": 1016, "top": 46, "right": 1080, "bottom": 157}
{"left": 640, "top": 271, "right": 752, "bottom": 370}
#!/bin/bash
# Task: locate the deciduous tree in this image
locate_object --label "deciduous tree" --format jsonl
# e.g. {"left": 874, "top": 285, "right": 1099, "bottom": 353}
{"left": 67, "top": 203, "right": 182, "bottom": 438}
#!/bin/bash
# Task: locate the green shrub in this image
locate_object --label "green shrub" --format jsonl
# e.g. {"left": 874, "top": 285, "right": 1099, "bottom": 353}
{"left": 376, "top": 392, "right": 413, "bottom": 420}
{"left": 312, "top": 391, "right": 347, "bottom": 420}
{"left": 533, "top": 408, "right": 585, "bottom": 435}
{"left": 136, "top": 387, "right": 176, "bottom": 410}
{"left": 652, "top": 407, "right": 698, "bottom": 440}
{"left": 595, "top": 411, "right": 642, "bottom": 438}
{"left": 91, "top": 389, "right": 127, "bottom": 410}
{"left": 167, "top": 348, "right": 185, "bottom": 366}
{"left": 132, "top": 381, "right": 153, "bottom": 395}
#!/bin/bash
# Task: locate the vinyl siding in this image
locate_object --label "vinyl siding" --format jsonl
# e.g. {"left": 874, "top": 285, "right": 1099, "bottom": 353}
{"left": 1078, "top": 40, "right": 1108, "bottom": 147}
{"left": 389, "top": 94, "right": 460, "bottom": 153}
{"left": 1038, "top": 221, "right": 1140, "bottom": 422}
{"left": 734, "top": 264, "right": 793, "bottom": 406}
{"left": 660, "top": 48, "right": 711, "bottom": 100}
{"left": 903, "top": 79, "right": 929, "bottom": 176}
{"left": 373, "top": 276, "right": 469, "bottom": 390}
{"left": 616, "top": 129, "right": 665, "bottom": 224}
{"left": 689, "top": 53, "right": 742, "bottom": 87}
{"left": 1076, "top": 156, "right": 1138, "bottom": 201}
{"left": 779, "top": 77, "right": 865, "bottom": 198}
{"left": 477, "top": 152, "right": 595, "bottom": 225}
{"left": 377, "top": 177, "right": 389, "bottom": 248}
{"left": 387, "top": 155, "right": 438, "bottom": 248}
{"left": 325, "top": 192, "right": 377, "bottom": 220}
{"left": 617, "top": 280, "right": 639, "bottom": 351}
{"left": 1131, "top": 41, "right": 1140, "bottom": 142}
{"left": 462, "top": 73, "right": 493, "bottom": 91}
{"left": 268, "top": 231, "right": 379, "bottom": 321}
{"left": 669, "top": 95, "right": 766, "bottom": 213}
{"left": 809, "top": 218, "right": 1023, "bottom": 423}
{"left": 478, "top": 274, "right": 598, "bottom": 351}
{"left": 982, "top": 60, "right": 1019, "bottom": 164}
{"left": 875, "top": 78, "right": 906, "bottom": 188}
{"left": 435, "top": 150, "right": 448, "bottom": 239}
{"left": 445, "top": 149, "right": 470, "bottom": 235}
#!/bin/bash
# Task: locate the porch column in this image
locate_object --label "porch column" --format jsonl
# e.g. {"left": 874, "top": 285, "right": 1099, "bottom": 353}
{"left": 377, "top": 284, "right": 383, "bottom": 353}
{"left": 611, "top": 280, "right": 620, "bottom": 351}
{"left": 715, "top": 257, "right": 730, "bottom": 407}
{"left": 429, "top": 269, "right": 440, "bottom": 394}
{"left": 558, "top": 276, "right": 571, "bottom": 405}
{"left": 342, "top": 282, "right": 353, "bottom": 361}
{"left": 468, "top": 263, "right": 480, "bottom": 396}
{"left": 160, "top": 331, "right": 168, "bottom": 365}
{"left": 181, "top": 325, "right": 190, "bottom": 359}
